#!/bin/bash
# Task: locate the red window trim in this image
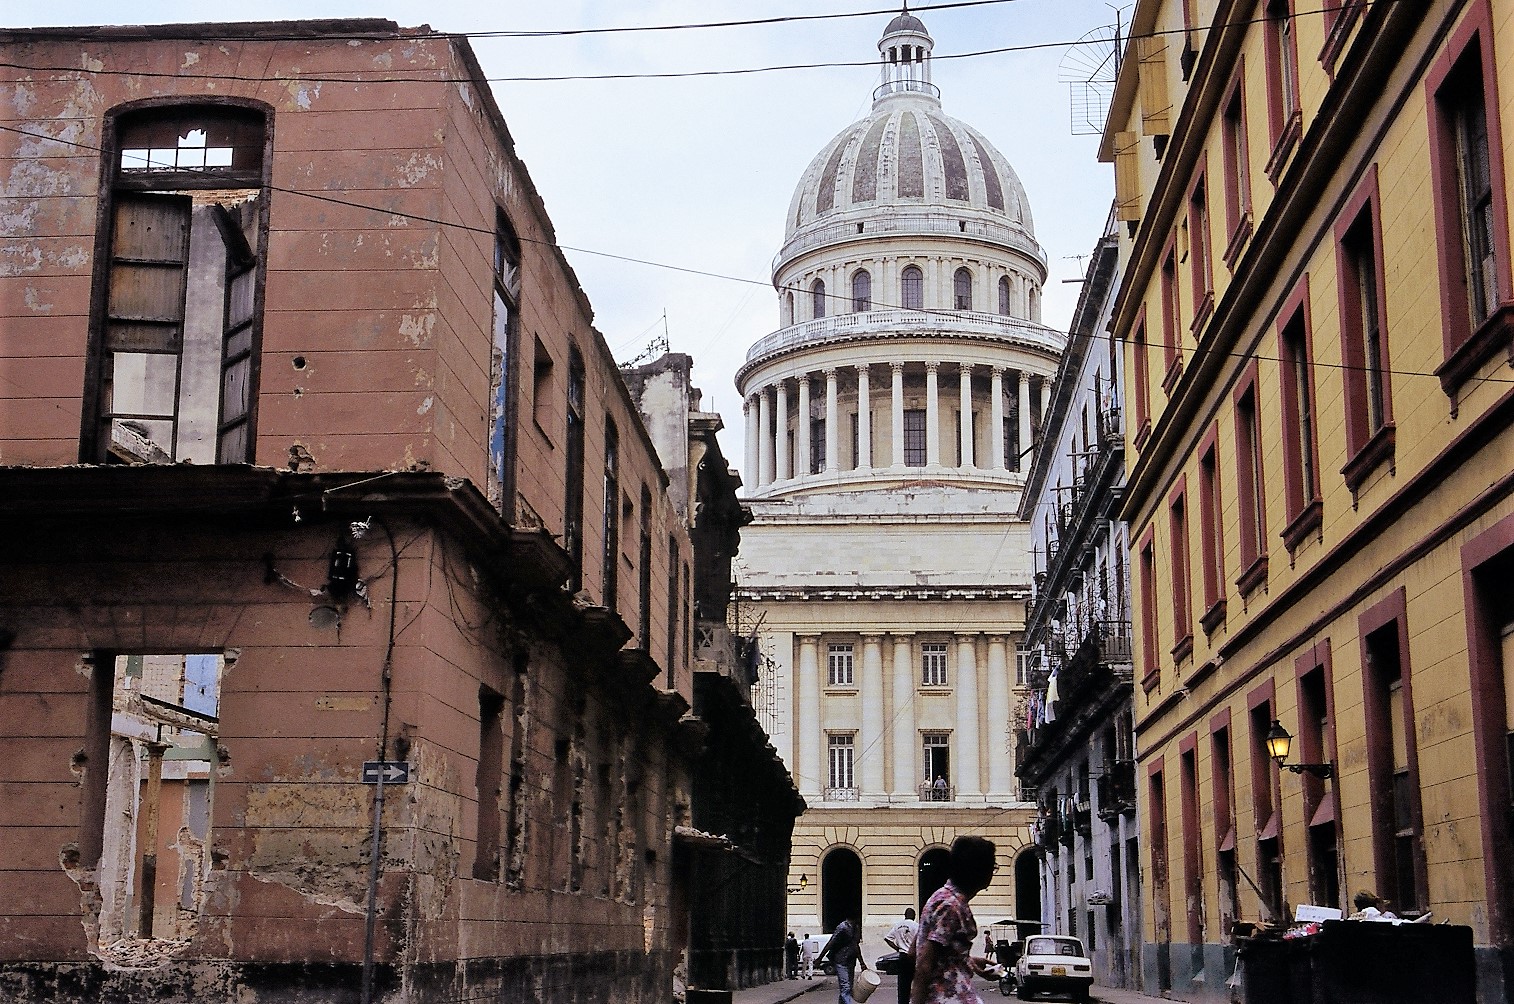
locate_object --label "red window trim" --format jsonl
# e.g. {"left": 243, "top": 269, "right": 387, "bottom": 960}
{"left": 1197, "top": 423, "right": 1227, "bottom": 634}
{"left": 1169, "top": 478, "right": 1194, "bottom": 663}
{"left": 1131, "top": 307, "right": 1153, "bottom": 451}
{"left": 1178, "top": 738, "right": 1204, "bottom": 945}
{"left": 1319, "top": 1, "right": 1365, "bottom": 75}
{"left": 1139, "top": 525, "right": 1161, "bottom": 692}
{"left": 1461, "top": 512, "right": 1514, "bottom": 944}
{"left": 1263, "top": 0, "right": 1303, "bottom": 182}
{"left": 1277, "top": 277, "right": 1323, "bottom": 552}
{"left": 1292, "top": 640, "right": 1338, "bottom": 834}
{"left": 1221, "top": 62, "right": 1254, "bottom": 268}
{"left": 1233, "top": 359, "right": 1268, "bottom": 596}
{"left": 1211, "top": 714, "right": 1237, "bottom": 856}
{"left": 1334, "top": 163, "right": 1397, "bottom": 493}
{"left": 1358, "top": 587, "right": 1428, "bottom": 914}
{"left": 1426, "top": 0, "right": 1514, "bottom": 398}
{"left": 1160, "top": 241, "right": 1183, "bottom": 393}
{"left": 1189, "top": 161, "right": 1214, "bottom": 333}
{"left": 1247, "top": 681, "right": 1278, "bottom": 832}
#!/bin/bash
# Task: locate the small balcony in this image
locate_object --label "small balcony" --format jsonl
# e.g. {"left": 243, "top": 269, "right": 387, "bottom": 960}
{"left": 918, "top": 781, "right": 956, "bottom": 802}
{"left": 822, "top": 786, "right": 860, "bottom": 802}
{"left": 1096, "top": 760, "right": 1136, "bottom": 820}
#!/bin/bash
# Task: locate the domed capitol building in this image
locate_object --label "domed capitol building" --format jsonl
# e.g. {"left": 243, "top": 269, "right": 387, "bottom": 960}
{"left": 736, "top": 10, "right": 1062, "bottom": 942}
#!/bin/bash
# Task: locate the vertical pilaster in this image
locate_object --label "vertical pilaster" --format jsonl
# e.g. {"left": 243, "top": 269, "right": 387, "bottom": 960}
{"left": 925, "top": 362, "right": 941, "bottom": 467}
{"left": 856, "top": 364, "right": 872, "bottom": 469}
{"left": 798, "top": 635, "right": 822, "bottom": 796}
{"left": 824, "top": 368, "right": 840, "bottom": 473}
{"left": 890, "top": 633, "right": 916, "bottom": 797}
{"left": 990, "top": 368, "right": 1006, "bottom": 470}
{"left": 774, "top": 380, "right": 791, "bottom": 482}
{"left": 860, "top": 634, "right": 886, "bottom": 797}
{"left": 891, "top": 362, "right": 906, "bottom": 468}
{"left": 797, "top": 375, "right": 812, "bottom": 478}
{"left": 955, "top": 634, "right": 981, "bottom": 797}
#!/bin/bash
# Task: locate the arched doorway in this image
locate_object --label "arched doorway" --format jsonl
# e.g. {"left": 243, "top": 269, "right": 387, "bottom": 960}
{"left": 821, "top": 847, "right": 863, "bottom": 933}
{"left": 1015, "top": 849, "right": 1042, "bottom": 929}
{"left": 917, "top": 846, "right": 951, "bottom": 910}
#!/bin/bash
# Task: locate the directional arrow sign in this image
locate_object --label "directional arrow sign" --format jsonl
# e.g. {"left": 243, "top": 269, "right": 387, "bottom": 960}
{"left": 361, "top": 760, "right": 411, "bottom": 784}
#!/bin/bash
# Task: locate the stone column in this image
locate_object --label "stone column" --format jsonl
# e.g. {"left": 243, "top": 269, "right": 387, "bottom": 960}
{"left": 744, "top": 395, "right": 759, "bottom": 489}
{"left": 825, "top": 368, "right": 840, "bottom": 473}
{"left": 856, "top": 364, "right": 872, "bottom": 469}
{"left": 891, "top": 362, "right": 906, "bottom": 468}
{"left": 1018, "top": 371, "right": 1033, "bottom": 470}
{"left": 758, "top": 386, "right": 774, "bottom": 487}
{"left": 955, "top": 634, "right": 981, "bottom": 798}
{"left": 1040, "top": 377, "right": 1051, "bottom": 443}
{"left": 986, "top": 635, "right": 1013, "bottom": 798}
{"left": 990, "top": 368, "right": 1006, "bottom": 470}
{"left": 774, "top": 380, "right": 791, "bottom": 482}
{"left": 798, "top": 635, "right": 822, "bottom": 796}
{"left": 925, "top": 362, "right": 941, "bottom": 467}
{"left": 959, "top": 363, "right": 975, "bottom": 468}
{"left": 860, "top": 634, "right": 886, "bottom": 797}
{"left": 891, "top": 633, "right": 916, "bottom": 797}
{"left": 797, "top": 374, "right": 812, "bottom": 478}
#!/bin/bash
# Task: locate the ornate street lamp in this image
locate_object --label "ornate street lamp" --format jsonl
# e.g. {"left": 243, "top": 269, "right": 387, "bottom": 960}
{"left": 1265, "top": 719, "right": 1334, "bottom": 778}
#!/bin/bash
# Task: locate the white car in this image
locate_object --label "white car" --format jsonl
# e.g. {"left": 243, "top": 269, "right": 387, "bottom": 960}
{"left": 1013, "top": 935, "right": 1093, "bottom": 1002}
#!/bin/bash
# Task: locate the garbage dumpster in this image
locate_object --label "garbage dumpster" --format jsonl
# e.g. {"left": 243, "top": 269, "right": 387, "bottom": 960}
{"left": 1239, "top": 919, "right": 1474, "bottom": 1004}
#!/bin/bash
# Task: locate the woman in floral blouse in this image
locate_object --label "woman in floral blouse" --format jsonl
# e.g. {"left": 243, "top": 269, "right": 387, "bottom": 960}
{"left": 909, "top": 836, "right": 998, "bottom": 1004}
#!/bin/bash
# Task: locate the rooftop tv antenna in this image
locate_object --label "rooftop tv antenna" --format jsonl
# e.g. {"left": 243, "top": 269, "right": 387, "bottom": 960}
{"left": 1058, "top": 15, "right": 1123, "bottom": 137}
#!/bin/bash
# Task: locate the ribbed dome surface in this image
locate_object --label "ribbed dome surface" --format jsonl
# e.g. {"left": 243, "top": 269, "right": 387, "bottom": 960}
{"left": 883, "top": 12, "right": 928, "bottom": 34}
{"left": 785, "top": 101, "right": 1034, "bottom": 239}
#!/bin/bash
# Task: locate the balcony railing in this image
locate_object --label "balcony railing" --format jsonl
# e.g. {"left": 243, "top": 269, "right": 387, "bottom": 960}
{"left": 822, "top": 786, "right": 860, "bottom": 802}
{"left": 774, "top": 211, "right": 1048, "bottom": 276}
{"left": 1096, "top": 760, "right": 1136, "bottom": 820}
{"left": 918, "top": 782, "right": 956, "bottom": 802}
{"left": 742, "top": 308, "right": 1064, "bottom": 367}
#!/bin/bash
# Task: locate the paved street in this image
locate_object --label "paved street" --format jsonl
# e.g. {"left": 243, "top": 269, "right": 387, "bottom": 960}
{"left": 727, "top": 973, "right": 1174, "bottom": 1004}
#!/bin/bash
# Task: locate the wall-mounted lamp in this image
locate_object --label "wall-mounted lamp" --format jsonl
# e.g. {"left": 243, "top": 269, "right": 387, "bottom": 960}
{"left": 786, "top": 874, "right": 808, "bottom": 893}
{"left": 1265, "top": 719, "right": 1334, "bottom": 779}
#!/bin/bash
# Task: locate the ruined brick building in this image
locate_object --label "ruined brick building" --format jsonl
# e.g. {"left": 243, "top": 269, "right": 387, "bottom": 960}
{"left": 0, "top": 18, "right": 798, "bottom": 1003}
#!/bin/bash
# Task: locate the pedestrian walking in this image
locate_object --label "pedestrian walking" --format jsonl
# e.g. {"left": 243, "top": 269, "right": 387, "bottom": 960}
{"left": 910, "top": 835, "right": 999, "bottom": 1004}
{"left": 816, "top": 914, "right": 871, "bottom": 1004}
{"left": 786, "top": 932, "right": 801, "bottom": 979}
{"left": 802, "top": 932, "right": 822, "bottom": 978}
{"left": 884, "top": 907, "right": 919, "bottom": 1004}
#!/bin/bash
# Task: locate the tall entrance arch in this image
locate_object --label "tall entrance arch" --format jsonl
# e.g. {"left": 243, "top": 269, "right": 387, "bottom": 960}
{"left": 917, "top": 846, "right": 951, "bottom": 910}
{"left": 821, "top": 847, "right": 863, "bottom": 932}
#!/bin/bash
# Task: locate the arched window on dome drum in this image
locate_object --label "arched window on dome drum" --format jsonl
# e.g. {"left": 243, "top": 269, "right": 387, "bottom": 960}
{"left": 954, "top": 268, "right": 973, "bottom": 311}
{"left": 901, "top": 265, "right": 924, "bottom": 310}
{"left": 998, "top": 275, "right": 1012, "bottom": 316}
{"left": 786, "top": 291, "right": 795, "bottom": 327}
{"left": 852, "top": 270, "right": 872, "bottom": 312}
{"left": 812, "top": 279, "right": 827, "bottom": 319}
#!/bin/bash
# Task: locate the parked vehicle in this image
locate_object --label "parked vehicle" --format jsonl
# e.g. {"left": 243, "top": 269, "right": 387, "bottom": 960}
{"left": 874, "top": 952, "right": 905, "bottom": 976}
{"left": 1013, "top": 935, "right": 1093, "bottom": 1002}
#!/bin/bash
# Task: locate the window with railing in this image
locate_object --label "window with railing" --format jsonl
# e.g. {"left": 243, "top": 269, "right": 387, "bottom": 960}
{"left": 922, "top": 733, "right": 951, "bottom": 799}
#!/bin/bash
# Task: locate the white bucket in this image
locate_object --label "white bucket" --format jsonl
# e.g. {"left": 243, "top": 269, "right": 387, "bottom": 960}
{"left": 853, "top": 968, "right": 881, "bottom": 1003}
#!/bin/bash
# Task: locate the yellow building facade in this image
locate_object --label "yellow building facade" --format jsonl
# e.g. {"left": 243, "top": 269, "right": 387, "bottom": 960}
{"left": 1102, "top": 0, "right": 1514, "bottom": 1000}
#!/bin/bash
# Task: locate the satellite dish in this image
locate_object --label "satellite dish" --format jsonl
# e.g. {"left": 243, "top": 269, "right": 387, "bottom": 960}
{"left": 1058, "top": 26, "right": 1121, "bottom": 136}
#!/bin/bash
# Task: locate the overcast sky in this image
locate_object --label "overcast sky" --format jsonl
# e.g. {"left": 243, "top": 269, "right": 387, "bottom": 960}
{"left": 8, "top": 0, "right": 1119, "bottom": 461}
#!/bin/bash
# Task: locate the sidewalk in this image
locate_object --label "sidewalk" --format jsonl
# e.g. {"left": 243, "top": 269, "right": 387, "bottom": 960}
{"left": 725, "top": 974, "right": 1174, "bottom": 1004}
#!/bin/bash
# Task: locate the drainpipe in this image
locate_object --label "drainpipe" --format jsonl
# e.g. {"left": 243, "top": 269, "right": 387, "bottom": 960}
{"left": 138, "top": 732, "right": 170, "bottom": 938}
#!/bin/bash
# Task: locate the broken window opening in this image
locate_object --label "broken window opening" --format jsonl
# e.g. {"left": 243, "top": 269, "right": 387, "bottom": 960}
{"left": 89, "top": 652, "right": 226, "bottom": 951}
{"left": 94, "top": 105, "right": 267, "bottom": 466}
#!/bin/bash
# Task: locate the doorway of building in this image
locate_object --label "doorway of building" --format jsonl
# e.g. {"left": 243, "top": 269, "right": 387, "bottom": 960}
{"left": 917, "top": 846, "right": 950, "bottom": 909}
{"left": 821, "top": 847, "right": 863, "bottom": 932}
{"left": 1015, "top": 849, "right": 1042, "bottom": 930}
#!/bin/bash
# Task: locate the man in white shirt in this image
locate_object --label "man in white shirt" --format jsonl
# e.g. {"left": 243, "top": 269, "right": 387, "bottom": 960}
{"left": 800, "top": 932, "right": 821, "bottom": 978}
{"left": 884, "top": 908, "right": 918, "bottom": 1004}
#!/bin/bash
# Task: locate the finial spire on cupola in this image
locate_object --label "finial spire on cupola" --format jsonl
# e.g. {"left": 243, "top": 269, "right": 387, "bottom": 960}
{"left": 875, "top": 4, "right": 939, "bottom": 106}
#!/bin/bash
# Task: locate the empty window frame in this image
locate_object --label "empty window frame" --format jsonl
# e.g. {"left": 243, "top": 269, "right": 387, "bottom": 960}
{"left": 475, "top": 687, "right": 505, "bottom": 880}
{"left": 827, "top": 642, "right": 855, "bottom": 686}
{"left": 953, "top": 267, "right": 973, "bottom": 310}
{"left": 667, "top": 536, "right": 681, "bottom": 687}
{"left": 602, "top": 423, "right": 620, "bottom": 611}
{"left": 564, "top": 349, "right": 587, "bottom": 588}
{"left": 901, "top": 265, "right": 925, "bottom": 310}
{"left": 1427, "top": 3, "right": 1512, "bottom": 390}
{"left": 83, "top": 652, "right": 225, "bottom": 943}
{"left": 488, "top": 211, "right": 523, "bottom": 513}
{"left": 852, "top": 269, "right": 872, "bottom": 312}
{"left": 91, "top": 105, "right": 269, "bottom": 466}
{"left": 921, "top": 642, "right": 949, "bottom": 686}
{"left": 1336, "top": 167, "right": 1395, "bottom": 486}
{"left": 1278, "top": 287, "right": 1322, "bottom": 546}
{"left": 638, "top": 484, "right": 653, "bottom": 648}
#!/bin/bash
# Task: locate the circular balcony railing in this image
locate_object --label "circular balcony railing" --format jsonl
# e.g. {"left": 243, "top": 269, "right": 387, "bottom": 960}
{"left": 741, "top": 308, "right": 1066, "bottom": 369}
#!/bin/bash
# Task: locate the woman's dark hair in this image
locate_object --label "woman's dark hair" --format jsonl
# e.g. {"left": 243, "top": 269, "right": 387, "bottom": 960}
{"left": 948, "top": 835, "right": 997, "bottom": 890}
